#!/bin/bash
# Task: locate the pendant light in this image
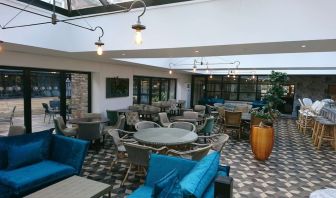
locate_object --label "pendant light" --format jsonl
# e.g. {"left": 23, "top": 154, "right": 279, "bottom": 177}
{"left": 94, "top": 26, "right": 104, "bottom": 56}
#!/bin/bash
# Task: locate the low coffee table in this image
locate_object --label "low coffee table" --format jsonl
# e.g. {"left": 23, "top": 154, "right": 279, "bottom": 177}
{"left": 25, "top": 176, "right": 112, "bottom": 198}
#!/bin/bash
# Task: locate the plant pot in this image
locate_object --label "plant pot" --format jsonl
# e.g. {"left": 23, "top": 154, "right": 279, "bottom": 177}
{"left": 250, "top": 125, "right": 274, "bottom": 161}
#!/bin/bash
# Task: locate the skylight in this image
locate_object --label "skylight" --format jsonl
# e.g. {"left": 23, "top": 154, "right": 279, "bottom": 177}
{"left": 39, "top": 0, "right": 132, "bottom": 10}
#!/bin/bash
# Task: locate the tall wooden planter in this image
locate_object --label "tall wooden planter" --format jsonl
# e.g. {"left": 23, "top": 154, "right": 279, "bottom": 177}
{"left": 250, "top": 125, "right": 274, "bottom": 161}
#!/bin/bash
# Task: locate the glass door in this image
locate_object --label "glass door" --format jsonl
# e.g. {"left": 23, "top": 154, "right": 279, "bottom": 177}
{"left": 140, "top": 78, "right": 150, "bottom": 104}
{"left": 161, "top": 79, "right": 169, "bottom": 101}
{"left": 31, "top": 71, "right": 60, "bottom": 132}
{"left": 0, "top": 69, "right": 24, "bottom": 135}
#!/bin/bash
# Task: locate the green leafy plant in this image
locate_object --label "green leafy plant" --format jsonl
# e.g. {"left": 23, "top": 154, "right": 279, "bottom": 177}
{"left": 264, "top": 71, "right": 288, "bottom": 120}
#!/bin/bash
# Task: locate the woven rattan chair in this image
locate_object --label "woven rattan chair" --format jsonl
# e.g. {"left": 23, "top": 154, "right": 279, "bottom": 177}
{"left": 224, "top": 111, "right": 242, "bottom": 139}
{"left": 167, "top": 144, "right": 212, "bottom": 161}
{"left": 8, "top": 125, "right": 25, "bottom": 136}
{"left": 0, "top": 106, "right": 16, "bottom": 126}
{"left": 194, "top": 105, "right": 206, "bottom": 117}
{"left": 158, "top": 112, "right": 171, "bottom": 127}
{"left": 104, "top": 115, "right": 126, "bottom": 133}
{"left": 108, "top": 129, "right": 136, "bottom": 169}
{"left": 168, "top": 122, "right": 196, "bottom": 132}
{"left": 125, "top": 112, "right": 140, "bottom": 129}
{"left": 54, "top": 117, "right": 77, "bottom": 137}
{"left": 121, "top": 142, "right": 166, "bottom": 186}
{"left": 135, "top": 121, "right": 161, "bottom": 131}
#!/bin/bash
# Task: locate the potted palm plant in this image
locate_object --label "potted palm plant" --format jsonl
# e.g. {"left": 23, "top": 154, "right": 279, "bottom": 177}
{"left": 250, "top": 71, "right": 288, "bottom": 161}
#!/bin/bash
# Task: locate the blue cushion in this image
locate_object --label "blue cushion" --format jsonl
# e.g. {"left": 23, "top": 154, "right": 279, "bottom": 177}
{"left": 152, "top": 169, "right": 182, "bottom": 198}
{"left": 145, "top": 154, "right": 196, "bottom": 187}
{"left": 50, "top": 135, "right": 89, "bottom": 175}
{"left": 0, "top": 183, "right": 11, "bottom": 198}
{"left": 202, "top": 182, "right": 214, "bottom": 198}
{"left": 0, "top": 160, "right": 75, "bottom": 196}
{"left": 128, "top": 186, "right": 153, "bottom": 198}
{"left": 7, "top": 140, "right": 43, "bottom": 170}
{"left": 180, "top": 152, "right": 220, "bottom": 198}
{"left": 0, "top": 130, "right": 53, "bottom": 170}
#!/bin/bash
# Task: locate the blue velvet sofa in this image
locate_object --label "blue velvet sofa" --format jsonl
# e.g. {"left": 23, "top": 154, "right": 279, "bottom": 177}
{"left": 0, "top": 129, "right": 89, "bottom": 198}
{"left": 129, "top": 152, "right": 233, "bottom": 198}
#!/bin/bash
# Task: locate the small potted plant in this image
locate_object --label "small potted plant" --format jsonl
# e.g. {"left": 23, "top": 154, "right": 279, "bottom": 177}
{"left": 250, "top": 71, "right": 288, "bottom": 161}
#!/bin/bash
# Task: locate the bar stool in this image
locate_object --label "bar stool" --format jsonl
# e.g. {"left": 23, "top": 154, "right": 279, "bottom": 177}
{"left": 311, "top": 116, "right": 324, "bottom": 143}
{"left": 298, "top": 111, "right": 314, "bottom": 135}
{"left": 315, "top": 118, "right": 336, "bottom": 150}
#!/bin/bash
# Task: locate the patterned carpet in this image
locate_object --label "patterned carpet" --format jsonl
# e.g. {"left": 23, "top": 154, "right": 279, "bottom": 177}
{"left": 81, "top": 118, "right": 336, "bottom": 198}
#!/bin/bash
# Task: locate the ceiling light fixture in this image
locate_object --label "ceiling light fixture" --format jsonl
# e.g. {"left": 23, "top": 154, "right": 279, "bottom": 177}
{"left": 122, "top": 53, "right": 126, "bottom": 56}
{"left": 169, "top": 63, "right": 173, "bottom": 75}
{"left": 301, "top": 45, "right": 306, "bottom": 48}
{"left": 0, "top": 0, "right": 147, "bottom": 50}
{"left": 131, "top": 0, "right": 146, "bottom": 45}
{"left": 94, "top": 26, "right": 104, "bottom": 55}
{"left": 206, "top": 62, "right": 209, "bottom": 74}
{"left": 193, "top": 60, "right": 197, "bottom": 73}
{"left": 194, "top": 50, "right": 200, "bottom": 53}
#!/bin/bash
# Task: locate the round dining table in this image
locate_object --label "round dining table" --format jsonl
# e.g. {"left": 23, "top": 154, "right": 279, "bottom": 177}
{"left": 134, "top": 128, "right": 198, "bottom": 146}
{"left": 69, "top": 117, "right": 109, "bottom": 124}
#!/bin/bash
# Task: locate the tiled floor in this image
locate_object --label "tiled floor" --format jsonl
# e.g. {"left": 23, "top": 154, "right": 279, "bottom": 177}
{"left": 81, "top": 118, "right": 336, "bottom": 197}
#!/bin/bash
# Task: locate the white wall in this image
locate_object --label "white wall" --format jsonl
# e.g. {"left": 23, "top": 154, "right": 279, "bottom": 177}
{"left": 0, "top": 51, "right": 191, "bottom": 115}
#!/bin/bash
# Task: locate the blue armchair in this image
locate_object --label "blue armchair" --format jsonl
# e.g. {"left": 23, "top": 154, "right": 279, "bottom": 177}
{"left": 0, "top": 129, "right": 89, "bottom": 197}
{"left": 129, "top": 152, "right": 233, "bottom": 198}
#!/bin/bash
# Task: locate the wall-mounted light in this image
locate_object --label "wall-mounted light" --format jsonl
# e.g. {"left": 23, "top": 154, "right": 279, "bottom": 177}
{"left": 94, "top": 26, "right": 104, "bottom": 56}
{"left": 131, "top": 0, "right": 147, "bottom": 45}
{"left": 206, "top": 62, "right": 209, "bottom": 74}
{"left": 193, "top": 60, "right": 197, "bottom": 73}
{"left": 209, "top": 74, "right": 213, "bottom": 79}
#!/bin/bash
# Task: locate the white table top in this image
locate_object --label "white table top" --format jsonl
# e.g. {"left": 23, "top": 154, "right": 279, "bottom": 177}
{"left": 134, "top": 128, "right": 198, "bottom": 146}
{"left": 25, "top": 176, "right": 111, "bottom": 198}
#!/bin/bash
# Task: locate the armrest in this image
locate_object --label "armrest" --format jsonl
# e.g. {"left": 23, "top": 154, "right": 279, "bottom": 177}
{"left": 50, "top": 135, "right": 89, "bottom": 175}
{"left": 215, "top": 176, "right": 233, "bottom": 198}
{"left": 145, "top": 154, "right": 196, "bottom": 187}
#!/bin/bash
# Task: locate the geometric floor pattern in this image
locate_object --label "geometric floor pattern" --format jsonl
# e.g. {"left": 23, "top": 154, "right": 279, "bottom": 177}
{"left": 81, "top": 118, "right": 336, "bottom": 198}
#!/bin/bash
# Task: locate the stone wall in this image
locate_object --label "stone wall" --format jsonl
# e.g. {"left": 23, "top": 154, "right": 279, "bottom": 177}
{"left": 289, "top": 75, "right": 336, "bottom": 116}
{"left": 70, "top": 73, "right": 88, "bottom": 118}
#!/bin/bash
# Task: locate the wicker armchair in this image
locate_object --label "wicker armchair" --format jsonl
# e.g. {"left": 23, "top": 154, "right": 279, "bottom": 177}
{"left": 54, "top": 117, "right": 77, "bottom": 137}
{"left": 135, "top": 121, "right": 161, "bottom": 131}
{"left": 224, "top": 111, "right": 242, "bottom": 139}
{"left": 194, "top": 105, "right": 206, "bottom": 117}
{"left": 108, "top": 129, "right": 136, "bottom": 169}
{"left": 194, "top": 134, "right": 229, "bottom": 154}
{"left": 104, "top": 115, "right": 126, "bottom": 133}
{"left": 158, "top": 112, "right": 171, "bottom": 127}
{"left": 8, "top": 125, "right": 25, "bottom": 136}
{"left": 121, "top": 142, "right": 166, "bottom": 186}
{"left": 168, "top": 122, "right": 196, "bottom": 132}
{"left": 125, "top": 112, "right": 140, "bottom": 129}
{"left": 167, "top": 144, "right": 212, "bottom": 161}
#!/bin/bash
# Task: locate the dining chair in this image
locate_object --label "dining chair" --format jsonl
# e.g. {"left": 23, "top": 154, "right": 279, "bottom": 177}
{"left": 168, "top": 122, "right": 196, "bottom": 132}
{"left": 77, "top": 122, "right": 103, "bottom": 147}
{"left": 125, "top": 112, "right": 140, "bottom": 130}
{"left": 104, "top": 115, "right": 126, "bottom": 133}
{"left": 224, "top": 111, "right": 242, "bottom": 139}
{"left": 121, "top": 142, "right": 166, "bottom": 187}
{"left": 42, "top": 103, "right": 58, "bottom": 123}
{"left": 0, "top": 106, "right": 16, "bottom": 126}
{"left": 106, "top": 110, "right": 119, "bottom": 125}
{"left": 193, "top": 134, "right": 229, "bottom": 154}
{"left": 135, "top": 121, "right": 161, "bottom": 131}
{"left": 167, "top": 144, "right": 212, "bottom": 161}
{"left": 194, "top": 105, "right": 206, "bottom": 117}
{"left": 197, "top": 116, "right": 215, "bottom": 136}
{"left": 8, "top": 125, "right": 25, "bottom": 136}
{"left": 108, "top": 129, "right": 136, "bottom": 170}
{"left": 54, "top": 117, "right": 78, "bottom": 137}
{"left": 302, "top": 98, "right": 313, "bottom": 107}
{"left": 183, "top": 111, "right": 198, "bottom": 120}
{"left": 158, "top": 112, "right": 171, "bottom": 127}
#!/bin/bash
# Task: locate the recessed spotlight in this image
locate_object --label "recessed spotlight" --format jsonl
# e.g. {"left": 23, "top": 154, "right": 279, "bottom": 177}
{"left": 121, "top": 53, "right": 126, "bottom": 56}
{"left": 194, "top": 50, "right": 199, "bottom": 53}
{"left": 301, "top": 45, "right": 306, "bottom": 48}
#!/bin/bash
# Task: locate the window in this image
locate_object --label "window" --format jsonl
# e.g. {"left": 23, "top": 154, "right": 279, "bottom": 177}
{"left": 133, "top": 76, "right": 176, "bottom": 104}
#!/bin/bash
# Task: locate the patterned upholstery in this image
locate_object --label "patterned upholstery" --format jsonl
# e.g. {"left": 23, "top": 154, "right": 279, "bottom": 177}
{"left": 126, "top": 112, "right": 140, "bottom": 127}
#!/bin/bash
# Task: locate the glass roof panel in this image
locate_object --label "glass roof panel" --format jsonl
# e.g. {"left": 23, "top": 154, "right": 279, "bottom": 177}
{"left": 40, "top": 0, "right": 104, "bottom": 10}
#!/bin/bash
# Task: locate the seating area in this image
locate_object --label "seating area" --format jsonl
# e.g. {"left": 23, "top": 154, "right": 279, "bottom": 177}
{"left": 1, "top": 0, "right": 336, "bottom": 198}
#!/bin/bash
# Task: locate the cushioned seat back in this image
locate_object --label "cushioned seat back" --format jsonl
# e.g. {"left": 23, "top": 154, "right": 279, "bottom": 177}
{"left": 145, "top": 154, "right": 196, "bottom": 187}
{"left": 0, "top": 130, "right": 53, "bottom": 170}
